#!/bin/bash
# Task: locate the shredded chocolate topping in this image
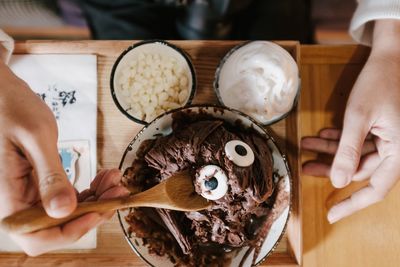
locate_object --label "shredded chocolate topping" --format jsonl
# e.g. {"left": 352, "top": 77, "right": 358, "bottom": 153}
{"left": 123, "top": 111, "right": 289, "bottom": 266}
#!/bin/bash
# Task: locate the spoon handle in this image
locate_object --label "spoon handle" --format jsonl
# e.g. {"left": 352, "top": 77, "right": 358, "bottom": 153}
{"left": 0, "top": 196, "right": 137, "bottom": 235}
{"left": 0, "top": 171, "right": 203, "bottom": 234}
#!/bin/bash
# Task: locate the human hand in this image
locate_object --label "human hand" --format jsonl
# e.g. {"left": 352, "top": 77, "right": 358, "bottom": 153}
{"left": 0, "top": 43, "right": 8, "bottom": 63}
{"left": 0, "top": 57, "right": 77, "bottom": 220}
{"left": 6, "top": 169, "right": 129, "bottom": 256}
{"left": 302, "top": 19, "right": 400, "bottom": 223}
{"left": 0, "top": 61, "right": 128, "bottom": 255}
{"left": 302, "top": 128, "right": 379, "bottom": 217}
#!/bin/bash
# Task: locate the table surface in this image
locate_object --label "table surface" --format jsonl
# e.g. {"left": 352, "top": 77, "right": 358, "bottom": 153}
{"left": 0, "top": 42, "right": 399, "bottom": 267}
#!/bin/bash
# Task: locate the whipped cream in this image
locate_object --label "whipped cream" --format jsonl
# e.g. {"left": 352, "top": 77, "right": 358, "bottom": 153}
{"left": 217, "top": 41, "right": 299, "bottom": 124}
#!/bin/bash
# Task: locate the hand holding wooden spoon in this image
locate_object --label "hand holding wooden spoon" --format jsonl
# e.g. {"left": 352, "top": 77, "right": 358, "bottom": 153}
{"left": 1, "top": 170, "right": 210, "bottom": 235}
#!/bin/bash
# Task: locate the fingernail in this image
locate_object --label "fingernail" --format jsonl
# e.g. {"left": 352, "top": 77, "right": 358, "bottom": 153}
{"left": 327, "top": 203, "right": 344, "bottom": 224}
{"left": 331, "top": 170, "right": 351, "bottom": 188}
{"left": 94, "top": 215, "right": 109, "bottom": 228}
{"left": 102, "top": 211, "right": 115, "bottom": 221}
{"left": 49, "top": 193, "right": 73, "bottom": 215}
{"left": 327, "top": 209, "right": 341, "bottom": 224}
{"left": 95, "top": 218, "right": 105, "bottom": 228}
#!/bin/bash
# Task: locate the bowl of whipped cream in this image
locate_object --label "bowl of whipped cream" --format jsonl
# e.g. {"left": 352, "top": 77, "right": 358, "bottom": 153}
{"left": 214, "top": 41, "right": 300, "bottom": 125}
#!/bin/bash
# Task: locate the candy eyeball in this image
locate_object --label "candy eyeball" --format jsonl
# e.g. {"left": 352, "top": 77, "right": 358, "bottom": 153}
{"left": 196, "top": 165, "right": 228, "bottom": 200}
{"left": 224, "top": 140, "right": 255, "bottom": 167}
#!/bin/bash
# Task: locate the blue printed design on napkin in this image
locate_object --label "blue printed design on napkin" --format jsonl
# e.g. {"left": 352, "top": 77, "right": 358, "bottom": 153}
{"left": 59, "top": 147, "right": 79, "bottom": 185}
{"left": 37, "top": 84, "right": 77, "bottom": 120}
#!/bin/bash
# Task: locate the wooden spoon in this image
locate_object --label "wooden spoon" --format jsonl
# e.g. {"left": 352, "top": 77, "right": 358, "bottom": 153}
{"left": 0, "top": 171, "right": 210, "bottom": 234}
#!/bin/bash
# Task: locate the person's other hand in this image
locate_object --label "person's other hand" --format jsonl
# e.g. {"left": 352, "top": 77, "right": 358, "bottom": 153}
{"left": 302, "top": 128, "right": 379, "bottom": 214}
{"left": 302, "top": 19, "right": 400, "bottom": 223}
{"left": 0, "top": 61, "right": 128, "bottom": 255}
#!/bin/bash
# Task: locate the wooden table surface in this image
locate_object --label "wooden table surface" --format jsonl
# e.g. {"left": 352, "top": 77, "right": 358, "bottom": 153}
{"left": 1, "top": 42, "right": 400, "bottom": 267}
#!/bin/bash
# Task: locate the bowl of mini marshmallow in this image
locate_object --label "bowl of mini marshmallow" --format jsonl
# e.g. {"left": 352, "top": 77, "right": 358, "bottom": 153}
{"left": 110, "top": 40, "right": 197, "bottom": 124}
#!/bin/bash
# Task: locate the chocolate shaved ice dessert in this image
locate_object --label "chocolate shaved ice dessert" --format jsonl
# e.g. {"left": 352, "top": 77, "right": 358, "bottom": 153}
{"left": 122, "top": 111, "right": 290, "bottom": 266}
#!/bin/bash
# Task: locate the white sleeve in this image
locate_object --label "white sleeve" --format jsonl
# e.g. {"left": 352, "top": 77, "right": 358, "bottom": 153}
{"left": 0, "top": 29, "right": 14, "bottom": 64}
{"left": 350, "top": 0, "right": 400, "bottom": 46}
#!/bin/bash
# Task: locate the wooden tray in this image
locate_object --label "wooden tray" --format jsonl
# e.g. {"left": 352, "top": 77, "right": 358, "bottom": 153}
{"left": 0, "top": 40, "right": 302, "bottom": 267}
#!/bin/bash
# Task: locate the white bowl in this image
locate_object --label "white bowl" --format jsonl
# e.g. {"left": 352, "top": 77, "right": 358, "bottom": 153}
{"left": 214, "top": 41, "right": 301, "bottom": 126}
{"left": 110, "top": 40, "right": 197, "bottom": 124}
{"left": 117, "top": 105, "right": 291, "bottom": 266}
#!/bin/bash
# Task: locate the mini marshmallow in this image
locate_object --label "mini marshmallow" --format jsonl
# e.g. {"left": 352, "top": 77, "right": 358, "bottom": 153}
{"left": 118, "top": 51, "right": 190, "bottom": 121}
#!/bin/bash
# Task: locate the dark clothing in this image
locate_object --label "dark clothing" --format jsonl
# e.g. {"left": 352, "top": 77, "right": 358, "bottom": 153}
{"left": 80, "top": 0, "right": 313, "bottom": 43}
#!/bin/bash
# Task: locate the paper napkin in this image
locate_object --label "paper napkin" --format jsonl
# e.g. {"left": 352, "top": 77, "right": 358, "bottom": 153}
{"left": 0, "top": 54, "right": 98, "bottom": 251}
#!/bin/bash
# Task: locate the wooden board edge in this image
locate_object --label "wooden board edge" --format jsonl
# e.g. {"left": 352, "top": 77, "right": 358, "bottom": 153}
{"left": 301, "top": 44, "right": 370, "bottom": 65}
{"left": 263, "top": 252, "right": 300, "bottom": 266}
{"left": 285, "top": 41, "right": 303, "bottom": 266}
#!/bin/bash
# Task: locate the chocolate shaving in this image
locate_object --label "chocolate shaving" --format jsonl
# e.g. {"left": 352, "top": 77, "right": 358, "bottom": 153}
{"left": 156, "top": 209, "right": 192, "bottom": 254}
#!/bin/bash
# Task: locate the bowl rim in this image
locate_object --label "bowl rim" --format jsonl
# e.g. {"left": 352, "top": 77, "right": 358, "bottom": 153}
{"left": 110, "top": 39, "right": 197, "bottom": 125}
{"left": 213, "top": 40, "right": 301, "bottom": 126}
{"left": 117, "top": 104, "right": 293, "bottom": 267}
